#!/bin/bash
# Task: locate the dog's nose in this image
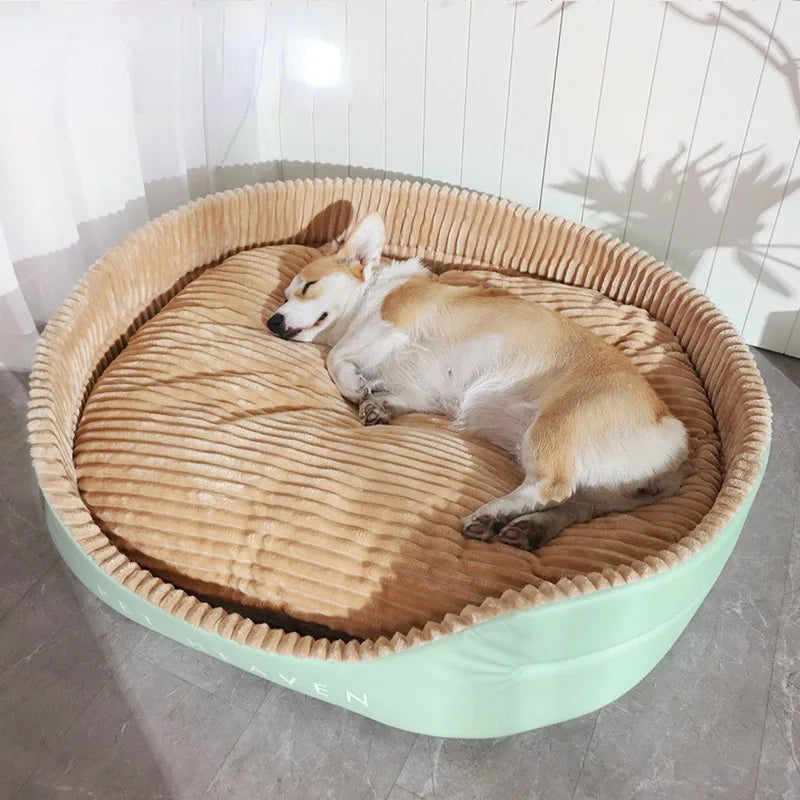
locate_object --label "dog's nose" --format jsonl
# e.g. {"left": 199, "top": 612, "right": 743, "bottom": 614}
{"left": 267, "top": 313, "right": 285, "bottom": 335}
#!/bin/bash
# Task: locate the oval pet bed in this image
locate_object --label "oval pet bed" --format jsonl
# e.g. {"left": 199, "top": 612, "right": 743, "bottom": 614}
{"left": 29, "top": 179, "right": 770, "bottom": 738}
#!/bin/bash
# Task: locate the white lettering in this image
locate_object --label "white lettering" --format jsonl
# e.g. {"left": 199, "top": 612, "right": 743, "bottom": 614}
{"left": 118, "top": 601, "right": 130, "bottom": 614}
{"left": 97, "top": 585, "right": 108, "bottom": 598}
{"left": 314, "top": 683, "right": 328, "bottom": 697}
{"left": 346, "top": 690, "right": 368, "bottom": 708}
{"left": 185, "top": 637, "right": 206, "bottom": 652}
{"left": 278, "top": 672, "right": 297, "bottom": 686}
{"left": 140, "top": 615, "right": 153, "bottom": 627}
{"left": 249, "top": 665, "right": 269, "bottom": 678}
{"left": 216, "top": 651, "right": 231, "bottom": 663}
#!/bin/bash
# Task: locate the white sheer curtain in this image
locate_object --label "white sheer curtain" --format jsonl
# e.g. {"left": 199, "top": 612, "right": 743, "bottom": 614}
{"left": 0, "top": 2, "right": 285, "bottom": 368}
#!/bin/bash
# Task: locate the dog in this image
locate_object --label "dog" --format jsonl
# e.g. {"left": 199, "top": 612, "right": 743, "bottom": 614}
{"left": 266, "top": 212, "right": 688, "bottom": 550}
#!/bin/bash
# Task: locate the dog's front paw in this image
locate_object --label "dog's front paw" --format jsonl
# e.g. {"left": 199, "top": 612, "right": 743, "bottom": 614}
{"left": 359, "top": 398, "right": 389, "bottom": 426}
{"left": 338, "top": 373, "right": 367, "bottom": 404}
{"left": 327, "top": 356, "right": 367, "bottom": 403}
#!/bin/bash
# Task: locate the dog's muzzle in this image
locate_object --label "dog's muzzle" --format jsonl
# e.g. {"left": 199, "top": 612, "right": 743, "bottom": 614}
{"left": 267, "top": 312, "right": 297, "bottom": 339}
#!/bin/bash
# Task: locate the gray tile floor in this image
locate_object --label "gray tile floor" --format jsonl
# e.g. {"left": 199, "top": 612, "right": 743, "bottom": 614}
{"left": 1, "top": 348, "right": 798, "bottom": 800}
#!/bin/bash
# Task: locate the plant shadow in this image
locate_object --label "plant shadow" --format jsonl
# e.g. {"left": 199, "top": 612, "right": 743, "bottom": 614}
{"left": 548, "top": 2, "right": 800, "bottom": 299}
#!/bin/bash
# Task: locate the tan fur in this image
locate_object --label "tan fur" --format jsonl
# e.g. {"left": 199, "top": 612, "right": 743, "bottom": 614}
{"left": 293, "top": 257, "right": 361, "bottom": 293}
{"left": 382, "top": 278, "right": 512, "bottom": 330}
{"left": 380, "top": 276, "right": 444, "bottom": 329}
{"left": 381, "top": 275, "right": 676, "bottom": 513}
{"left": 270, "top": 212, "right": 688, "bottom": 550}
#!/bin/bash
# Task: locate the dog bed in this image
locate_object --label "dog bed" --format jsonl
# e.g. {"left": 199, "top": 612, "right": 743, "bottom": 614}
{"left": 29, "top": 179, "right": 770, "bottom": 737}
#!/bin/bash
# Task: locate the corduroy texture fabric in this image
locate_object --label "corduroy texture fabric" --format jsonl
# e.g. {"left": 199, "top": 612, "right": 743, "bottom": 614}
{"left": 73, "top": 247, "right": 721, "bottom": 640}
{"left": 29, "top": 179, "right": 771, "bottom": 659}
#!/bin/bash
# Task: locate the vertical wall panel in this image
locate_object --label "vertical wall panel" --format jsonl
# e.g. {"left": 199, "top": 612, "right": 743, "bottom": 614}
{"left": 276, "top": 0, "right": 315, "bottom": 179}
{"left": 347, "top": 0, "right": 386, "bottom": 178}
{"left": 499, "top": 2, "right": 561, "bottom": 209}
{"left": 384, "top": 0, "right": 426, "bottom": 178}
{"left": 459, "top": 0, "right": 515, "bottom": 197}
{"left": 740, "top": 139, "right": 800, "bottom": 352}
{"left": 581, "top": 2, "right": 665, "bottom": 234}
{"left": 422, "top": 0, "right": 471, "bottom": 186}
{"left": 309, "top": 0, "right": 348, "bottom": 178}
{"left": 666, "top": 1, "right": 779, "bottom": 288}
{"left": 785, "top": 313, "right": 800, "bottom": 359}
{"left": 717, "top": 2, "right": 800, "bottom": 345}
{"left": 624, "top": 3, "right": 718, "bottom": 263}
{"left": 539, "top": 1, "right": 614, "bottom": 223}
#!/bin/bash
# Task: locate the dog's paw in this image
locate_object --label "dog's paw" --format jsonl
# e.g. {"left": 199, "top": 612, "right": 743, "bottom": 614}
{"left": 359, "top": 398, "right": 389, "bottom": 426}
{"left": 497, "top": 512, "right": 559, "bottom": 551}
{"left": 327, "top": 357, "right": 368, "bottom": 403}
{"left": 461, "top": 514, "right": 501, "bottom": 542}
{"left": 340, "top": 373, "right": 368, "bottom": 404}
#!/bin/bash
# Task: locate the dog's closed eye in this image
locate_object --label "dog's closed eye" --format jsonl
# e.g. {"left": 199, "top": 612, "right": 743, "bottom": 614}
{"left": 301, "top": 281, "right": 317, "bottom": 296}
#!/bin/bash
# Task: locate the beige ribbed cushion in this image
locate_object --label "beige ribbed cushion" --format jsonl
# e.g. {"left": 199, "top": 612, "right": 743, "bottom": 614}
{"left": 73, "top": 243, "right": 721, "bottom": 640}
{"left": 29, "top": 179, "right": 770, "bottom": 660}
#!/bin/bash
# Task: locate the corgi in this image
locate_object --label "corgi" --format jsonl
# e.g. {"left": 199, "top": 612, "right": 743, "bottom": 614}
{"left": 267, "top": 213, "right": 688, "bottom": 550}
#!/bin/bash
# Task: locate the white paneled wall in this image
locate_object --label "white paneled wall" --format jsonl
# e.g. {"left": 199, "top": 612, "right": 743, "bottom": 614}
{"left": 738, "top": 0, "right": 800, "bottom": 352}
{"left": 671, "top": 2, "right": 778, "bottom": 294}
{"left": 422, "top": 0, "right": 470, "bottom": 186}
{"left": 460, "top": 1, "right": 514, "bottom": 196}
{"left": 1, "top": 0, "right": 799, "bottom": 367}
{"left": 540, "top": 1, "right": 614, "bottom": 222}
{"left": 500, "top": 1, "right": 560, "bottom": 207}
{"left": 385, "top": 0, "right": 426, "bottom": 179}
{"left": 580, "top": 2, "right": 664, "bottom": 234}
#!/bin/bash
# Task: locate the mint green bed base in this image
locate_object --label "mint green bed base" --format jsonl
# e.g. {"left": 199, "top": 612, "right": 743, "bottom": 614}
{"left": 42, "top": 451, "right": 765, "bottom": 739}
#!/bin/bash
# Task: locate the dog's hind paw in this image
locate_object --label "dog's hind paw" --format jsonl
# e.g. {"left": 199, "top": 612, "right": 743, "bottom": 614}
{"left": 461, "top": 514, "right": 500, "bottom": 542}
{"left": 497, "top": 512, "right": 560, "bottom": 551}
{"left": 359, "top": 398, "right": 389, "bottom": 426}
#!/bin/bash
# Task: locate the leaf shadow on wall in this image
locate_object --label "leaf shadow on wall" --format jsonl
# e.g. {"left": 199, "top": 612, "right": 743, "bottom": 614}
{"left": 546, "top": 2, "right": 800, "bottom": 299}
{"left": 552, "top": 144, "right": 800, "bottom": 297}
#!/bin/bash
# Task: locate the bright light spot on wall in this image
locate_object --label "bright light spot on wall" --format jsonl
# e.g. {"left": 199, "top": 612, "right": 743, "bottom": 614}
{"left": 286, "top": 36, "right": 342, "bottom": 89}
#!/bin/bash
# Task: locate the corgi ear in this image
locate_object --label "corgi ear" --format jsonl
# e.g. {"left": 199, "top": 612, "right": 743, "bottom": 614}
{"left": 342, "top": 212, "right": 385, "bottom": 269}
